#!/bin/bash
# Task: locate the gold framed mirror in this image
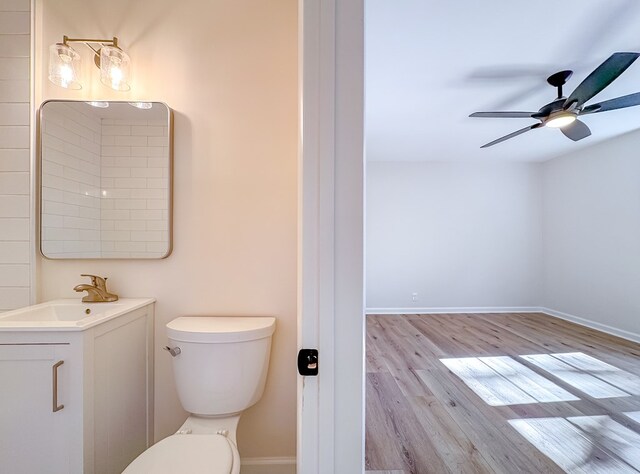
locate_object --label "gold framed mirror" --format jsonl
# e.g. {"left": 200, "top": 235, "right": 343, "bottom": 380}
{"left": 38, "top": 100, "right": 173, "bottom": 259}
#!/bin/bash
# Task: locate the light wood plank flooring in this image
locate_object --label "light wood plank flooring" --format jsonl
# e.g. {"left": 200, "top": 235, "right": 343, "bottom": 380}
{"left": 365, "top": 312, "right": 640, "bottom": 474}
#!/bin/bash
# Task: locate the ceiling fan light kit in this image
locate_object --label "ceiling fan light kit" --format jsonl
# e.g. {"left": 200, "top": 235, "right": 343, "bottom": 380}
{"left": 470, "top": 52, "right": 640, "bottom": 147}
{"left": 545, "top": 112, "right": 577, "bottom": 128}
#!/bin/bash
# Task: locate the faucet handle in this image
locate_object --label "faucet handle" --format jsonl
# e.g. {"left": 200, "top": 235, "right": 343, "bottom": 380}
{"left": 80, "top": 274, "right": 105, "bottom": 288}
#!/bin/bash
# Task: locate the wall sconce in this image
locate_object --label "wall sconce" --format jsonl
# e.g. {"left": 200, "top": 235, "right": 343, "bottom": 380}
{"left": 48, "top": 36, "right": 131, "bottom": 91}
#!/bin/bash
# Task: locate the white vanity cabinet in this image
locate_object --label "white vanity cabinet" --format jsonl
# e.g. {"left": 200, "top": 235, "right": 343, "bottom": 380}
{"left": 0, "top": 299, "right": 155, "bottom": 474}
{"left": 0, "top": 342, "right": 75, "bottom": 473}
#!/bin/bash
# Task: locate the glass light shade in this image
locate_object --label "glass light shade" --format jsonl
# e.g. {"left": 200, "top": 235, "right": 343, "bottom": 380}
{"left": 546, "top": 113, "right": 577, "bottom": 128}
{"left": 48, "top": 43, "right": 82, "bottom": 90}
{"left": 100, "top": 46, "right": 131, "bottom": 91}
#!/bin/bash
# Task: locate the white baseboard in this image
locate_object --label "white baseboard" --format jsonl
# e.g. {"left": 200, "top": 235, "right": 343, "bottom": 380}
{"left": 366, "top": 306, "right": 640, "bottom": 344}
{"left": 241, "top": 457, "right": 296, "bottom": 474}
{"left": 539, "top": 307, "right": 640, "bottom": 344}
{"left": 366, "top": 306, "right": 541, "bottom": 315}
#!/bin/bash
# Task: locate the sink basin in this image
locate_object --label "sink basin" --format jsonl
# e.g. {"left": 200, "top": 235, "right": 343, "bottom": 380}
{"left": 0, "top": 303, "right": 124, "bottom": 322}
{"left": 0, "top": 298, "right": 155, "bottom": 331}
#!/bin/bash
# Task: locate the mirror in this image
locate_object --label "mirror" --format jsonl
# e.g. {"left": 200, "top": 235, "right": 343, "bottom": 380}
{"left": 38, "top": 101, "right": 172, "bottom": 259}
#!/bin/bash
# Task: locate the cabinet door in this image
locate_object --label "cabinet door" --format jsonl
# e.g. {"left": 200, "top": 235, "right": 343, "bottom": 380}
{"left": 0, "top": 344, "right": 74, "bottom": 474}
{"left": 93, "top": 313, "right": 152, "bottom": 474}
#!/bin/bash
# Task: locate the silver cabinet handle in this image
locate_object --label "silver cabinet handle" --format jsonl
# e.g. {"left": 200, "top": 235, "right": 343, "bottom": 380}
{"left": 52, "top": 360, "right": 64, "bottom": 412}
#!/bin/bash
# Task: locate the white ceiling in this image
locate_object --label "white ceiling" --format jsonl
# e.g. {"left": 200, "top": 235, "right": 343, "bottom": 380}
{"left": 366, "top": 0, "right": 640, "bottom": 162}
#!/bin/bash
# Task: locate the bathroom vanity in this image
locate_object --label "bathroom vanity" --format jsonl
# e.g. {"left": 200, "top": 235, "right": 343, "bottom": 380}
{"left": 0, "top": 298, "right": 155, "bottom": 474}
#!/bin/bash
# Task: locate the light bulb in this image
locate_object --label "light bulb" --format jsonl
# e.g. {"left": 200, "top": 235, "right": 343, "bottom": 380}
{"left": 60, "top": 64, "right": 73, "bottom": 85}
{"left": 546, "top": 113, "right": 577, "bottom": 128}
{"left": 110, "top": 66, "right": 123, "bottom": 86}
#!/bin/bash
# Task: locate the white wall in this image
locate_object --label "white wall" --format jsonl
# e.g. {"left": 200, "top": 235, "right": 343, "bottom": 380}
{"left": 541, "top": 129, "right": 640, "bottom": 338}
{"left": 0, "top": 0, "right": 31, "bottom": 311}
{"left": 366, "top": 161, "right": 543, "bottom": 311}
{"left": 367, "top": 140, "right": 640, "bottom": 341}
{"left": 36, "top": 0, "right": 297, "bottom": 461}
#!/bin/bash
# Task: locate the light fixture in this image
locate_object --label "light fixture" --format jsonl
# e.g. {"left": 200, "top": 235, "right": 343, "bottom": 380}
{"left": 128, "top": 102, "right": 153, "bottom": 109}
{"left": 48, "top": 43, "right": 81, "bottom": 89}
{"left": 100, "top": 46, "right": 131, "bottom": 91}
{"left": 85, "top": 101, "right": 109, "bottom": 108}
{"left": 545, "top": 112, "right": 577, "bottom": 128}
{"left": 48, "top": 36, "right": 131, "bottom": 91}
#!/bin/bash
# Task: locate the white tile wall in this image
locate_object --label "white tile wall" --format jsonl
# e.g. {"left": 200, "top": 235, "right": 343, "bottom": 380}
{"left": 41, "top": 103, "right": 102, "bottom": 258}
{"left": 40, "top": 111, "right": 170, "bottom": 259}
{"left": 101, "top": 118, "right": 169, "bottom": 258}
{"left": 0, "top": 0, "right": 30, "bottom": 311}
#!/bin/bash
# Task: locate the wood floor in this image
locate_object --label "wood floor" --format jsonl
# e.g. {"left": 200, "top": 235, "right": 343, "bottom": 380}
{"left": 365, "top": 312, "right": 640, "bottom": 474}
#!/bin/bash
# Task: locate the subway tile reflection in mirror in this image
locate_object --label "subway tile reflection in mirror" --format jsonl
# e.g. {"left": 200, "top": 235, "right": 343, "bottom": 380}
{"left": 38, "top": 101, "right": 172, "bottom": 259}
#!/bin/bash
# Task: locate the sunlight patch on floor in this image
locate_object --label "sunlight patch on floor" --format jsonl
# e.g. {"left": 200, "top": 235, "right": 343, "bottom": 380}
{"left": 440, "top": 356, "right": 579, "bottom": 406}
{"left": 521, "top": 353, "right": 640, "bottom": 399}
{"left": 509, "top": 415, "right": 640, "bottom": 473}
{"left": 625, "top": 412, "right": 640, "bottom": 424}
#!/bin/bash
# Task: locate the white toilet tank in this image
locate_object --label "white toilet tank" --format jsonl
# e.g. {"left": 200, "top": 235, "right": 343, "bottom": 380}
{"left": 166, "top": 316, "right": 276, "bottom": 416}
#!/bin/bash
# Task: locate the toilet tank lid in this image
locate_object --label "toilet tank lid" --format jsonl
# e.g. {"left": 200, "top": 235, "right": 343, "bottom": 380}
{"left": 167, "top": 316, "right": 276, "bottom": 343}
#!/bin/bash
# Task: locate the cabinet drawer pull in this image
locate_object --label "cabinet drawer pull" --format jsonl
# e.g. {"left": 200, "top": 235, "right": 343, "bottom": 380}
{"left": 52, "top": 360, "right": 64, "bottom": 413}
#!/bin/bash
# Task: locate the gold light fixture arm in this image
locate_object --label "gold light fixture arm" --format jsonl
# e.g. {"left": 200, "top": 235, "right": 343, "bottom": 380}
{"left": 60, "top": 36, "right": 120, "bottom": 67}
{"left": 62, "top": 35, "right": 119, "bottom": 48}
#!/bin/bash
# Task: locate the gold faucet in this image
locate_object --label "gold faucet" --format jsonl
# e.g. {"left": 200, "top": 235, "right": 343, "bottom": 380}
{"left": 73, "top": 274, "right": 119, "bottom": 303}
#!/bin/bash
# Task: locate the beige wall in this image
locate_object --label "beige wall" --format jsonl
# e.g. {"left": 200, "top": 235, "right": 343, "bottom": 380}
{"left": 36, "top": 0, "right": 297, "bottom": 459}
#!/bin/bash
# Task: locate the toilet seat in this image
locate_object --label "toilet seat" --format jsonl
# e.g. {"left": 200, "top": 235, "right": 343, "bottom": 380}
{"left": 123, "top": 434, "right": 236, "bottom": 473}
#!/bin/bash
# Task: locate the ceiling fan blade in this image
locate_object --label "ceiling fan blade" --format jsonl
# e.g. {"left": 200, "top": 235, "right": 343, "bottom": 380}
{"left": 580, "top": 92, "right": 640, "bottom": 114}
{"left": 470, "top": 111, "right": 536, "bottom": 118}
{"left": 565, "top": 52, "right": 640, "bottom": 108}
{"left": 480, "top": 123, "right": 541, "bottom": 148}
{"left": 560, "top": 119, "right": 591, "bottom": 141}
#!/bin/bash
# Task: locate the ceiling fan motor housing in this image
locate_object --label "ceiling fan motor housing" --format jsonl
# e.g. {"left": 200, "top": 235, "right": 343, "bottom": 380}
{"left": 547, "top": 70, "right": 574, "bottom": 99}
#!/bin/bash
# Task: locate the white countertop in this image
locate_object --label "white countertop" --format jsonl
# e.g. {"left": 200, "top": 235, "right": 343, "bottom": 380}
{"left": 0, "top": 298, "right": 156, "bottom": 331}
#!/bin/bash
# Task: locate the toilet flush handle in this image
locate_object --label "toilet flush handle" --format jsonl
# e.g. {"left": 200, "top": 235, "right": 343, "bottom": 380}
{"left": 163, "top": 346, "right": 181, "bottom": 357}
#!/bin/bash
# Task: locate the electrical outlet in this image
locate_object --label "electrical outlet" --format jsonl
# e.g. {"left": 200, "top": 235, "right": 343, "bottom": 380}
{"left": 411, "top": 292, "right": 418, "bottom": 302}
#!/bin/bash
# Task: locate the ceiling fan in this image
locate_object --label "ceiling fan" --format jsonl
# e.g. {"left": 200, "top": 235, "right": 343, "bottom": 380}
{"left": 470, "top": 52, "right": 640, "bottom": 148}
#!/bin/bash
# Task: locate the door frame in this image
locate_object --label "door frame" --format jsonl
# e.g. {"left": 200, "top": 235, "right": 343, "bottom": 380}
{"left": 297, "top": 0, "right": 365, "bottom": 472}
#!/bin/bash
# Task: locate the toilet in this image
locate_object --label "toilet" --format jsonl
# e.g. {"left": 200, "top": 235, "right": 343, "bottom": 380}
{"left": 123, "top": 316, "right": 276, "bottom": 474}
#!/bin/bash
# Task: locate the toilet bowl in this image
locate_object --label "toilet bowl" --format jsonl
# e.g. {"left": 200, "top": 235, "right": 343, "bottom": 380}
{"left": 122, "top": 432, "right": 240, "bottom": 473}
{"left": 123, "top": 316, "right": 276, "bottom": 474}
